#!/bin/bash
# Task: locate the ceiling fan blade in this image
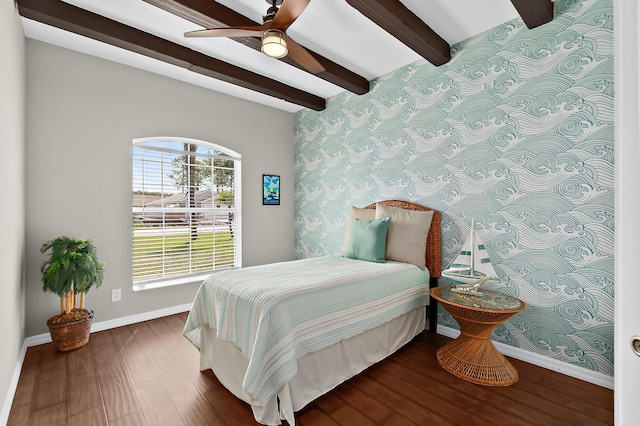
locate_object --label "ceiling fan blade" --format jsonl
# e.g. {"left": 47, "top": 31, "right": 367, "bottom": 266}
{"left": 271, "top": 0, "right": 310, "bottom": 31}
{"left": 185, "top": 24, "right": 268, "bottom": 38}
{"left": 286, "top": 37, "right": 325, "bottom": 74}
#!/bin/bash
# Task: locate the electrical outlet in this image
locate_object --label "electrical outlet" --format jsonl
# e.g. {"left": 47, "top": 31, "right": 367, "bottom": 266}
{"left": 112, "top": 288, "right": 122, "bottom": 302}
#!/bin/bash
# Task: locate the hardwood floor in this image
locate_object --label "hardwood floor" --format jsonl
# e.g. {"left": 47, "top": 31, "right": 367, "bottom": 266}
{"left": 8, "top": 312, "right": 613, "bottom": 425}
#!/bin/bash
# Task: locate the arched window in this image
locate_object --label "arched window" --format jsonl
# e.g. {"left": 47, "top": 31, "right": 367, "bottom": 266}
{"left": 132, "top": 137, "right": 241, "bottom": 290}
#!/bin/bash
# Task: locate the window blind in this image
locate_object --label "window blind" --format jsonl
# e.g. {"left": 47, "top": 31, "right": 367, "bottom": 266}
{"left": 132, "top": 138, "right": 240, "bottom": 285}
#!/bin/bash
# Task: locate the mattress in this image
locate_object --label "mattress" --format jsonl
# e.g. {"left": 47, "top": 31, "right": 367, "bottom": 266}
{"left": 183, "top": 255, "right": 431, "bottom": 424}
{"left": 184, "top": 256, "right": 430, "bottom": 404}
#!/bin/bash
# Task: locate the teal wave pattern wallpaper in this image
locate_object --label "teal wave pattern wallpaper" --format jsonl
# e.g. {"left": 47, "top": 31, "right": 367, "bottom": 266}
{"left": 294, "top": 0, "right": 614, "bottom": 377}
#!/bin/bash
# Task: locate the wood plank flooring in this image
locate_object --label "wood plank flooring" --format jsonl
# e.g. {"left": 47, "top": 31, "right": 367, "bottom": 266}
{"left": 8, "top": 312, "right": 613, "bottom": 425}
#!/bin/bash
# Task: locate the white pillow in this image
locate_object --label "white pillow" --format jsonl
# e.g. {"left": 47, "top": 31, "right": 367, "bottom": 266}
{"left": 375, "top": 203, "right": 434, "bottom": 268}
{"left": 340, "top": 206, "right": 377, "bottom": 254}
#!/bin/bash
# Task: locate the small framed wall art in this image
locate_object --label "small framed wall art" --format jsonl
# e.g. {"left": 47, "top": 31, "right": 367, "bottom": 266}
{"left": 262, "top": 174, "right": 280, "bottom": 205}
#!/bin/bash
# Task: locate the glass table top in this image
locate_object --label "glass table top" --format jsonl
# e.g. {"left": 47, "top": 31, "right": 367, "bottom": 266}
{"left": 435, "top": 286, "right": 524, "bottom": 311}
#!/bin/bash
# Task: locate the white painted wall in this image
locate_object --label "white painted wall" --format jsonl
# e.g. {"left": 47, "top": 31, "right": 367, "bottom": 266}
{"left": 24, "top": 40, "right": 295, "bottom": 336}
{"left": 0, "top": 2, "right": 26, "bottom": 423}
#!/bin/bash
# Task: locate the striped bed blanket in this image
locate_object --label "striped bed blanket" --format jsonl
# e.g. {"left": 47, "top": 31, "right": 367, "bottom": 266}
{"left": 183, "top": 255, "right": 430, "bottom": 405}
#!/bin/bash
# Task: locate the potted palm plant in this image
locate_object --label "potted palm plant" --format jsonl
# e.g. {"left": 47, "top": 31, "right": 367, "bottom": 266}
{"left": 40, "top": 236, "right": 104, "bottom": 351}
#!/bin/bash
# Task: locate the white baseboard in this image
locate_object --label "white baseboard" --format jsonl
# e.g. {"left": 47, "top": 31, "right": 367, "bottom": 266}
{"left": 437, "top": 325, "right": 614, "bottom": 390}
{"left": 24, "top": 303, "right": 193, "bottom": 347}
{"left": 1, "top": 341, "right": 27, "bottom": 426}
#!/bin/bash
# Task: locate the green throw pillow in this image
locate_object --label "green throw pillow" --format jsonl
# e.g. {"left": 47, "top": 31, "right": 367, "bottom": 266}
{"left": 344, "top": 217, "right": 390, "bottom": 263}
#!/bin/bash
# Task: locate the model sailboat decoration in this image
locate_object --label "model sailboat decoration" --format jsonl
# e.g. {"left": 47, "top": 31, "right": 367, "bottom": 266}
{"left": 442, "top": 220, "right": 499, "bottom": 296}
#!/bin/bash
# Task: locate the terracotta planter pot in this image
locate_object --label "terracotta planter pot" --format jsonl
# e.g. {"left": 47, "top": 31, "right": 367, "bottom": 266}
{"left": 46, "top": 309, "right": 94, "bottom": 352}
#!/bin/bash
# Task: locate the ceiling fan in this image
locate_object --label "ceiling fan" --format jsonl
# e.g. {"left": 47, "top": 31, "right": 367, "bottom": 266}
{"left": 184, "top": 0, "right": 325, "bottom": 74}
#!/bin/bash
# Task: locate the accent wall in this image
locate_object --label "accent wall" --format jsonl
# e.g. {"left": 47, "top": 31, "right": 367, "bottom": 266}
{"left": 294, "top": 0, "right": 614, "bottom": 378}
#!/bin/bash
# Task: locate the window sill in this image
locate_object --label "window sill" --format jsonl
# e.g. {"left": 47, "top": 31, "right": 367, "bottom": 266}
{"left": 132, "top": 272, "right": 214, "bottom": 292}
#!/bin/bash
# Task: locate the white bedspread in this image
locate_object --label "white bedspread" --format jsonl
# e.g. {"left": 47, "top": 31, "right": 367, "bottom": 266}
{"left": 183, "top": 255, "right": 430, "bottom": 405}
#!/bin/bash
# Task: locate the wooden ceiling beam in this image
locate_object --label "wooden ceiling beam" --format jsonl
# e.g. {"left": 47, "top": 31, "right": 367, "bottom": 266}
{"left": 17, "top": 0, "right": 325, "bottom": 111}
{"left": 144, "top": 0, "right": 370, "bottom": 95}
{"left": 345, "top": 0, "right": 450, "bottom": 66}
{"left": 510, "top": 0, "right": 554, "bottom": 29}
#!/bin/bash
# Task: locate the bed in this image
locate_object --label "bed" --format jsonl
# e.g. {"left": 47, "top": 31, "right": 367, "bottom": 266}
{"left": 183, "top": 200, "right": 442, "bottom": 425}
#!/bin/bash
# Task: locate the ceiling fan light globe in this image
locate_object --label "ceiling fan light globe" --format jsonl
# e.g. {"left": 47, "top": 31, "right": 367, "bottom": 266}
{"left": 261, "top": 29, "right": 288, "bottom": 59}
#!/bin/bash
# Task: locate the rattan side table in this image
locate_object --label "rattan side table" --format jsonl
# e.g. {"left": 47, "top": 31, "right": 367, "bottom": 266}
{"left": 430, "top": 286, "right": 526, "bottom": 386}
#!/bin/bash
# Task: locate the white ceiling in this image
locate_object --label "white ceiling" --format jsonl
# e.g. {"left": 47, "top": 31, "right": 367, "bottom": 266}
{"left": 21, "top": 0, "right": 521, "bottom": 113}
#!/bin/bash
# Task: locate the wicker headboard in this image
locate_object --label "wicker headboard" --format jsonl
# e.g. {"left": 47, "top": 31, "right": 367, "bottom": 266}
{"left": 365, "top": 200, "right": 442, "bottom": 278}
